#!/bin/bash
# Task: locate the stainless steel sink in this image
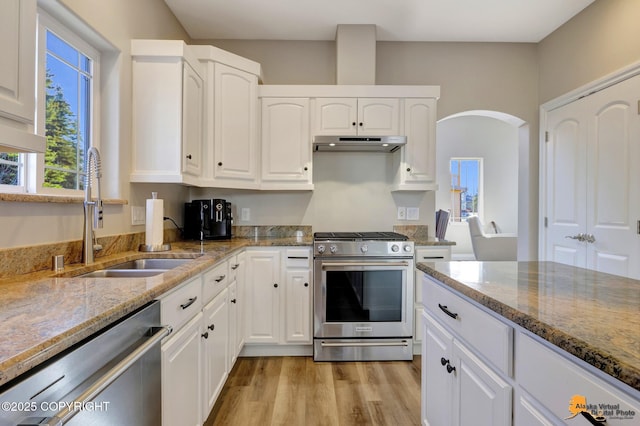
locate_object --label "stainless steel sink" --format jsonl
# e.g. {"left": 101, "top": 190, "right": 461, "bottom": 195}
{"left": 106, "top": 258, "right": 193, "bottom": 270}
{"left": 80, "top": 258, "right": 195, "bottom": 278}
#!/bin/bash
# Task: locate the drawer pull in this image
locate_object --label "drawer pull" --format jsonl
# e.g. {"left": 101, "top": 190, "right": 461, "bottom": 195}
{"left": 446, "top": 363, "right": 456, "bottom": 374}
{"left": 215, "top": 275, "right": 226, "bottom": 283}
{"left": 438, "top": 303, "right": 458, "bottom": 319}
{"left": 230, "top": 299, "right": 237, "bottom": 304}
{"left": 231, "top": 264, "right": 240, "bottom": 270}
{"left": 208, "top": 324, "right": 215, "bottom": 331}
{"left": 180, "top": 296, "right": 197, "bottom": 310}
{"left": 440, "top": 357, "right": 449, "bottom": 366}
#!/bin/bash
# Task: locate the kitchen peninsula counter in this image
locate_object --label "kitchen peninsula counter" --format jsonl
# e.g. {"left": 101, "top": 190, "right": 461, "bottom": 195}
{"left": 0, "top": 236, "right": 311, "bottom": 387}
{"left": 417, "top": 261, "right": 640, "bottom": 392}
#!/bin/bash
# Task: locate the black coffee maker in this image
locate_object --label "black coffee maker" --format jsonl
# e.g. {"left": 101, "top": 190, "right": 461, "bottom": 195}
{"left": 184, "top": 199, "right": 233, "bottom": 240}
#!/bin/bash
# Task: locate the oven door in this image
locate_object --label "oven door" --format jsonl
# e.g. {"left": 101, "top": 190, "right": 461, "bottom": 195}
{"left": 313, "top": 257, "right": 414, "bottom": 339}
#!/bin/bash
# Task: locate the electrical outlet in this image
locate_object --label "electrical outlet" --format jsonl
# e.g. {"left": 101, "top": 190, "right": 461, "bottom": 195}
{"left": 407, "top": 207, "right": 420, "bottom": 221}
{"left": 241, "top": 208, "right": 250, "bottom": 221}
{"left": 131, "top": 206, "right": 145, "bottom": 225}
{"left": 397, "top": 207, "right": 406, "bottom": 220}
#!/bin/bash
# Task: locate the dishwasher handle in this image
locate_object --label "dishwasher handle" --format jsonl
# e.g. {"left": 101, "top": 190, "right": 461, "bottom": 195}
{"left": 18, "top": 325, "right": 172, "bottom": 426}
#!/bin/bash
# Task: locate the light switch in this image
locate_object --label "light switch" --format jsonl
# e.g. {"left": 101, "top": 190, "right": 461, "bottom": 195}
{"left": 131, "top": 206, "right": 145, "bottom": 225}
{"left": 407, "top": 207, "right": 419, "bottom": 221}
{"left": 241, "top": 208, "right": 250, "bottom": 221}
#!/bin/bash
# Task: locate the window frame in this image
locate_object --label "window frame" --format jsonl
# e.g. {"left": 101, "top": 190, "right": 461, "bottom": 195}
{"left": 33, "top": 9, "right": 101, "bottom": 196}
{"left": 0, "top": 153, "right": 26, "bottom": 193}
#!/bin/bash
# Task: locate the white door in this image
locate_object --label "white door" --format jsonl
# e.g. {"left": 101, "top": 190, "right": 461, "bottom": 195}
{"left": 544, "top": 74, "right": 640, "bottom": 278}
{"left": 422, "top": 312, "right": 453, "bottom": 426}
{"left": 544, "top": 96, "right": 589, "bottom": 268}
{"left": 181, "top": 61, "right": 204, "bottom": 178}
{"left": 202, "top": 289, "right": 228, "bottom": 418}
{"left": 403, "top": 98, "right": 436, "bottom": 183}
{"left": 584, "top": 75, "right": 640, "bottom": 278}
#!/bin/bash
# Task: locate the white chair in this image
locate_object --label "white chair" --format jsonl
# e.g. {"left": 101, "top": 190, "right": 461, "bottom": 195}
{"left": 467, "top": 216, "right": 517, "bottom": 261}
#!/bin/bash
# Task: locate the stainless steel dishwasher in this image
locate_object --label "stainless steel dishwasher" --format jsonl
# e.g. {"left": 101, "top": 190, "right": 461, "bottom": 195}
{"left": 0, "top": 301, "right": 170, "bottom": 426}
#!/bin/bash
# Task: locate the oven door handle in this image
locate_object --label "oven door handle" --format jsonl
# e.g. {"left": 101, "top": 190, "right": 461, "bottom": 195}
{"left": 320, "top": 261, "right": 410, "bottom": 268}
{"left": 320, "top": 340, "right": 409, "bottom": 347}
{"left": 18, "top": 325, "right": 172, "bottom": 426}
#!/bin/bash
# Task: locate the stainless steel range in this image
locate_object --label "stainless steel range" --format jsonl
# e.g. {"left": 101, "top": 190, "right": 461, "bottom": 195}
{"left": 313, "top": 232, "right": 414, "bottom": 361}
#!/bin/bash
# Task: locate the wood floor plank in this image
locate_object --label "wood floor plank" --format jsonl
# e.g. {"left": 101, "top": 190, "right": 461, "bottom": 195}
{"left": 204, "top": 356, "right": 421, "bottom": 426}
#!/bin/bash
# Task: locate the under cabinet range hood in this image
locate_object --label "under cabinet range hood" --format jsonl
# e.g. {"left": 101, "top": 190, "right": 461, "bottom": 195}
{"left": 313, "top": 135, "right": 406, "bottom": 153}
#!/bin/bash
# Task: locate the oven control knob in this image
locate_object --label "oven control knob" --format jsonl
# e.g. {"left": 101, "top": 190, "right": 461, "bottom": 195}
{"left": 317, "top": 244, "right": 326, "bottom": 254}
{"left": 391, "top": 244, "right": 400, "bottom": 252}
{"left": 361, "top": 244, "right": 368, "bottom": 253}
{"left": 330, "top": 245, "right": 338, "bottom": 254}
{"left": 403, "top": 244, "right": 413, "bottom": 253}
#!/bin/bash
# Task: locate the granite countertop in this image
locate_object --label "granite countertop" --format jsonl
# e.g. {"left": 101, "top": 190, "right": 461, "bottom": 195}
{"left": 0, "top": 236, "right": 311, "bottom": 387}
{"left": 417, "top": 261, "right": 640, "bottom": 392}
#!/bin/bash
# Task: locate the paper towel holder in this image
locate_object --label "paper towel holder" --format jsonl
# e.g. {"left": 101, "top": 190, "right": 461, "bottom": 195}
{"left": 139, "top": 243, "right": 171, "bottom": 252}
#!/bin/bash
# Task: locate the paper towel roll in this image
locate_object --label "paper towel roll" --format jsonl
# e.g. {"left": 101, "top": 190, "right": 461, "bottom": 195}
{"left": 145, "top": 193, "right": 164, "bottom": 247}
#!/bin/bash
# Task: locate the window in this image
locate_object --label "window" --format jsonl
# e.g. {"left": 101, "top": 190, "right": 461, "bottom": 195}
{"left": 39, "top": 12, "right": 99, "bottom": 192}
{"left": 450, "top": 158, "right": 481, "bottom": 222}
{"left": 0, "top": 10, "right": 100, "bottom": 194}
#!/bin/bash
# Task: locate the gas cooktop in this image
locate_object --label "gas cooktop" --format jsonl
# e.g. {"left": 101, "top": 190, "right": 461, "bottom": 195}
{"left": 313, "top": 232, "right": 409, "bottom": 241}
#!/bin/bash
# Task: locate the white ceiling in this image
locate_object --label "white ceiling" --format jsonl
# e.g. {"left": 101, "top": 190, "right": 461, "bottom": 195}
{"left": 164, "top": 0, "right": 595, "bottom": 42}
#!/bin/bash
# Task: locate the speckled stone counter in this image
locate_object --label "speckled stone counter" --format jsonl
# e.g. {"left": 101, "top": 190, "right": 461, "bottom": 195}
{"left": 417, "top": 261, "right": 640, "bottom": 392}
{"left": 0, "top": 236, "right": 311, "bottom": 387}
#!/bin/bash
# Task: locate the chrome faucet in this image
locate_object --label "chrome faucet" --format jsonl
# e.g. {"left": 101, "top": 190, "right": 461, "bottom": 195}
{"left": 83, "top": 147, "right": 103, "bottom": 264}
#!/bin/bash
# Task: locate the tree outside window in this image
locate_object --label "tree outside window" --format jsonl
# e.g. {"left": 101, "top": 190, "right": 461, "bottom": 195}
{"left": 44, "top": 30, "right": 93, "bottom": 190}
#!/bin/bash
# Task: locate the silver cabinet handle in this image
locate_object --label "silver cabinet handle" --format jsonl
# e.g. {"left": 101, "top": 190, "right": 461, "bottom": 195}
{"left": 584, "top": 233, "right": 596, "bottom": 243}
{"left": 321, "top": 261, "right": 409, "bottom": 269}
{"left": 19, "top": 325, "right": 172, "bottom": 426}
{"left": 320, "top": 340, "right": 409, "bottom": 348}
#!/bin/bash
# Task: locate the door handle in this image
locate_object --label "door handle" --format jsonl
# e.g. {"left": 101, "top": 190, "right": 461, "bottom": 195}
{"left": 565, "top": 233, "right": 596, "bottom": 243}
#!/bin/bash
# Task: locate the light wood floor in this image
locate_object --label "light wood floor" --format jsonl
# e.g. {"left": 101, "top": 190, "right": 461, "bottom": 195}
{"left": 204, "top": 356, "right": 421, "bottom": 426}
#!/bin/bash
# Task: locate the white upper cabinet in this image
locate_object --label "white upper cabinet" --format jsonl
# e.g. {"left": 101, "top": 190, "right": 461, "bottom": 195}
{"left": 130, "top": 40, "right": 204, "bottom": 185}
{"left": 313, "top": 97, "right": 400, "bottom": 136}
{"left": 193, "top": 45, "right": 262, "bottom": 189}
{"left": 0, "top": 0, "right": 45, "bottom": 153}
{"left": 212, "top": 63, "right": 259, "bottom": 187}
{"left": 391, "top": 98, "right": 438, "bottom": 191}
{"left": 260, "top": 97, "right": 313, "bottom": 190}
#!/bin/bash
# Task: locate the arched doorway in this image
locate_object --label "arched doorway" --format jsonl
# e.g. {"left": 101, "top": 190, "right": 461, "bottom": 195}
{"left": 436, "top": 110, "right": 529, "bottom": 260}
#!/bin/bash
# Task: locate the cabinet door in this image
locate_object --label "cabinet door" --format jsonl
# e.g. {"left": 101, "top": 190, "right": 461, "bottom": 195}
{"left": 402, "top": 98, "right": 436, "bottom": 183}
{"left": 245, "top": 250, "right": 281, "bottom": 343}
{"left": 261, "top": 98, "right": 312, "bottom": 186}
{"left": 314, "top": 98, "right": 357, "bottom": 135}
{"left": 0, "top": 0, "right": 36, "bottom": 124}
{"left": 202, "top": 289, "right": 228, "bottom": 419}
{"left": 452, "top": 339, "right": 512, "bottom": 426}
{"left": 422, "top": 312, "right": 454, "bottom": 426}
{"left": 162, "top": 312, "right": 203, "bottom": 426}
{"left": 213, "top": 63, "right": 258, "bottom": 184}
{"left": 234, "top": 251, "right": 246, "bottom": 353}
{"left": 358, "top": 98, "right": 400, "bottom": 135}
{"left": 284, "top": 269, "right": 311, "bottom": 343}
{"left": 182, "top": 61, "right": 204, "bottom": 177}
{"left": 227, "top": 279, "right": 239, "bottom": 368}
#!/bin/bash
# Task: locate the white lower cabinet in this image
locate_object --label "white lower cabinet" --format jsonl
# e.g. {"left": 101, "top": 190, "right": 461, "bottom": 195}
{"left": 515, "top": 332, "right": 640, "bottom": 426}
{"left": 244, "top": 248, "right": 312, "bottom": 349}
{"left": 162, "top": 312, "right": 203, "bottom": 426}
{"left": 421, "top": 311, "right": 512, "bottom": 426}
{"left": 160, "top": 253, "right": 245, "bottom": 425}
{"left": 244, "top": 249, "right": 281, "bottom": 343}
{"left": 422, "top": 273, "right": 640, "bottom": 426}
{"left": 202, "top": 288, "right": 229, "bottom": 420}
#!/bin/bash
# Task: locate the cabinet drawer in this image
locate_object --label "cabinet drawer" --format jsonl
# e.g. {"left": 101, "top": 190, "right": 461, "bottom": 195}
{"left": 203, "top": 261, "right": 228, "bottom": 304}
{"left": 285, "top": 248, "right": 311, "bottom": 268}
{"left": 415, "top": 247, "right": 451, "bottom": 262}
{"left": 422, "top": 275, "right": 512, "bottom": 376}
{"left": 161, "top": 276, "right": 202, "bottom": 332}
{"left": 517, "top": 332, "right": 640, "bottom": 425}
